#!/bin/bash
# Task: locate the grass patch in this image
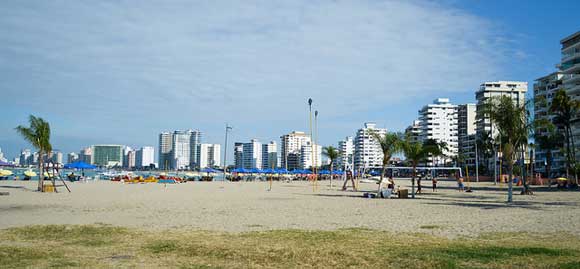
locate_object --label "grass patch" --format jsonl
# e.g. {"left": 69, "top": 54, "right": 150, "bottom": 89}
{"left": 1, "top": 225, "right": 580, "bottom": 268}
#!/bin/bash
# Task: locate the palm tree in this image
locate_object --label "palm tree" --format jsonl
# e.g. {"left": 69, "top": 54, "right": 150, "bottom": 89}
{"left": 476, "top": 131, "right": 494, "bottom": 175}
{"left": 484, "top": 96, "right": 532, "bottom": 202}
{"left": 15, "top": 115, "right": 52, "bottom": 192}
{"left": 550, "top": 89, "right": 580, "bottom": 182}
{"left": 322, "top": 146, "right": 340, "bottom": 189}
{"left": 402, "top": 139, "right": 429, "bottom": 199}
{"left": 370, "top": 131, "right": 403, "bottom": 196}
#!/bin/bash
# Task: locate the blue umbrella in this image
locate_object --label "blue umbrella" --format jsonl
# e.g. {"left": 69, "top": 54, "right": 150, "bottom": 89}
{"left": 262, "top": 168, "right": 275, "bottom": 174}
{"left": 303, "top": 169, "right": 313, "bottom": 174}
{"left": 200, "top": 167, "right": 220, "bottom": 173}
{"left": 248, "top": 168, "right": 262, "bottom": 174}
{"left": 64, "top": 161, "right": 96, "bottom": 169}
{"left": 319, "top": 170, "right": 331, "bottom": 175}
{"left": 0, "top": 160, "right": 14, "bottom": 167}
{"left": 275, "top": 168, "right": 289, "bottom": 174}
{"left": 332, "top": 170, "right": 344, "bottom": 175}
{"left": 291, "top": 169, "right": 303, "bottom": 174}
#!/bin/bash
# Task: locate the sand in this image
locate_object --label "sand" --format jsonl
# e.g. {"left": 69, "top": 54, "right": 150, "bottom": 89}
{"left": 1, "top": 178, "right": 579, "bottom": 237}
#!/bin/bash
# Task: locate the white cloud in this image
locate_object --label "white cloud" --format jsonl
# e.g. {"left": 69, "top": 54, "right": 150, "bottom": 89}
{"left": 0, "top": 0, "right": 512, "bottom": 151}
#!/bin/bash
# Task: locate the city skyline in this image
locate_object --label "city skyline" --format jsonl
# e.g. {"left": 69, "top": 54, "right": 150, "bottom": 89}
{"left": 1, "top": 1, "right": 579, "bottom": 159}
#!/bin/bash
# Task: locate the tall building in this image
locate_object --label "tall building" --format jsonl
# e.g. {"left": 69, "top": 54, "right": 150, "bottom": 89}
{"left": 123, "top": 146, "right": 133, "bottom": 168}
{"left": 559, "top": 31, "right": 580, "bottom": 162}
{"left": 91, "top": 145, "right": 123, "bottom": 167}
{"left": 67, "top": 152, "right": 79, "bottom": 164}
{"left": 475, "top": 81, "right": 528, "bottom": 171}
{"left": 280, "top": 131, "right": 311, "bottom": 170}
{"left": 300, "top": 141, "right": 322, "bottom": 169}
{"left": 172, "top": 130, "right": 191, "bottom": 170}
{"left": 125, "top": 150, "right": 136, "bottom": 169}
{"left": 0, "top": 147, "right": 5, "bottom": 162}
{"left": 405, "top": 120, "right": 421, "bottom": 143}
{"left": 19, "top": 149, "right": 32, "bottom": 166}
{"left": 458, "top": 103, "right": 477, "bottom": 167}
{"left": 475, "top": 81, "right": 528, "bottom": 137}
{"left": 189, "top": 130, "right": 202, "bottom": 169}
{"left": 261, "top": 141, "right": 278, "bottom": 169}
{"left": 354, "top": 122, "right": 387, "bottom": 170}
{"left": 80, "top": 147, "right": 92, "bottom": 164}
{"left": 417, "top": 98, "right": 458, "bottom": 165}
{"left": 158, "top": 132, "right": 173, "bottom": 170}
{"left": 337, "top": 136, "right": 354, "bottom": 169}
{"left": 234, "top": 142, "right": 244, "bottom": 169}
{"left": 242, "top": 139, "right": 262, "bottom": 169}
{"left": 136, "top": 146, "right": 155, "bottom": 169}
{"left": 198, "top": 144, "right": 221, "bottom": 168}
{"left": 49, "top": 151, "right": 64, "bottom": 164}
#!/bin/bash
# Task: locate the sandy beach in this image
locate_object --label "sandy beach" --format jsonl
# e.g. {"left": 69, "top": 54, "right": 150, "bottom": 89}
{"left": 1, "top": 179, "right": 579, "bottom": 238}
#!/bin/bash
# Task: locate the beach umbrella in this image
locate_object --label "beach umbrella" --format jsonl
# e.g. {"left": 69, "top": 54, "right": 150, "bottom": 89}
{"left": 332, "top": 170, "right": 344, "bottom": 175}
{"left": 248, "top": 168, "right": 262, "bottom": 174}
{"left": 319, "top": 170, "right": 330, "bottom": 175}
{"left": 24, "top": 170, "right": 37, "bottom": 177}
{"left": 0, "top": 169, "right": 13, "bottom": 176}
{"left": 275, "top": 168, "right": 289, "bottom": 174}
{"left": 200, "top": 167, "right": 220, "bottom": 173}
{"left": 291, "top": 169, "right": 303, "bottom": 174}
{"left": 262, "top": 168, "right": 275, "bottom": 174}
{"left": 303, "top": 169, "right": 312, "bottom": 174}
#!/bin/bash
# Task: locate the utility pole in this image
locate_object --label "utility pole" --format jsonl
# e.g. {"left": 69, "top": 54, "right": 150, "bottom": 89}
{"left": 475, "top": 140, "right": 479, "bottom": 182}
{"left": 223, "top": 124, "right": 232, "bottom": 181}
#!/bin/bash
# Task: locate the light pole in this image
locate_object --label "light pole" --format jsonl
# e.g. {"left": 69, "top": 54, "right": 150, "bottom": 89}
{"left": 475, "top": 139, "right": 479, "bottom": 182}
{"left": 223, "top": 124, "right": 232, "bottom": 181}
{"left": 314, "top": 110, "right": 319, "bottom": 187}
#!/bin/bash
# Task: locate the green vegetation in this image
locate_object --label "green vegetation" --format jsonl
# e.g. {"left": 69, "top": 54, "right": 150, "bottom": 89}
{"left": 1, "top": 225, "right": 579, "bottom": 268}
{"left": 322, "top": 146, "right": 340, "bottom": 188}
{"left": 15, "top": 115, "right": 52, "bottom": 192}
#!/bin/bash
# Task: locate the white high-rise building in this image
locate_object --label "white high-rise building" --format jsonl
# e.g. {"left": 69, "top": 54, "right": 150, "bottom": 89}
{"left": 158, "top": 132, "right": 173, "bottom": 170}
{"left": 242, "top": 139, "right": 262, "bottom": 169}
{"left": 405, "top": 120, "right": 421, "bottom": 143}
{"left": 418, "top": 98, "right": 458, "bottom": 165}
{"left": 172, "top": 130, "right": 191, "bottom": 170}
{"left": 458, "top": 103, "right": 477, "bottom": 167}
{"left": 354, "top": 122, "right": 387, "bottom": 170}
{"left": 560, "top": 31, "right": 580, "bottom": 161}
{"left": 198, "top": 143, "right": 221, "bottom": 169}
{"left": 80, "top": 147, "right": 92, "bottom": 164}
{"left": 337, "top": 136, "right": 354, "bottom": 169}
{"left": 300, "top": 141, "right": 322, "bottom": 169}
{"left": 475, "top": 81, "right": 528, "bottom": 137}
{"left": 67, "top": 152, "right": 79, "bottom": 164}
{"left": 280, "top": 131, "right": 311, "bottom": 170}
{"left": 0, "top": 147, "right": 5, "bottom": 162}
{"left": 20, "top": 149, "right": 32, "bottom": 166}
{"left": 261, "top": 141, "right": 278, "bottom": 169}
{"left": 136, "top": 146, "right": 155, "bottom": 169}
{"left": 50, "top": 151, "right": 64, "bottom": 164}
{"left": 189, "top": 130, "right": 202, "bottom": 169}
{"left": 534, "top": 72, "right": 567, "bottom": 176}
{"left": 475, "top": 81, "right": 527, "bottom": 170}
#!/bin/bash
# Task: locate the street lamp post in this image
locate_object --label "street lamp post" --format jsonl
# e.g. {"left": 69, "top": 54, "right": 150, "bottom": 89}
{"left": 223, "top": 124, "right": 232, "bottom": 181}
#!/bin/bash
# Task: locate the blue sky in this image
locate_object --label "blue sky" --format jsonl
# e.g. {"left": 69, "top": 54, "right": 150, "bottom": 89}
{"left": 1, "top": 0, "right": 579, "bottom": 161}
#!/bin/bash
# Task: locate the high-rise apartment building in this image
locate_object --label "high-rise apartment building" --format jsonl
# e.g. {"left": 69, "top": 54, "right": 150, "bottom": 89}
{"left": 158, "top": 132, "right": 173, "bottom": 170}
{"left": 67, "top": 152, "right": 79, "bottom": 164}
{"left": 234, "top": 142, "right": 243, "bottom": 169}
{"left": 242, "top": 139, "right": 262, "bottom": 169}
{"left": 189, "top": 130, "right": 202, "bottom": 169}
{"left": 300, "top": 141, "right": 322, "bottom": 169}
{"left": 198, "top": 143, "right": 221, "bottom": 168}
{"left": 261, "top": 141, "right": 278, "bottom": 169}
{"left": 475, "top": 81, "right": 528, "bottom": 137}
{"left": 91, "top": 145, "right": 123, "bottom": 167}
{"left": 405, "top": 120, "right": 421, "bottom": 143}
{"left": 354, "top": 122, "right": 387, "bottom": 170}
{"left": 80, "top": 147, "right": 92, "bottom": 164}
{"left": 136, "top": 146, "right": 155, "bottom": 169}
{"left": 560, "top": 31, "right": 580, "bottom": 162}
{"left": 280, "top": 131, "right": 311, "bottom": 170}
{"left": 19, "top": 149, "right": 32, "bottom": 166}
{"left": 417, "top": 98, "right": 458, "bottom": 165}
{"left": 337, "top": 136, "right": 354, "bottom": 169}
{"left": 458, "top": 103, "right": 477, "bottom": 166}
{"left": 172, "top": 130, "right": 191, "bottom": 170}
{"left": 533, "top": 72, "right": 567, "bottom": 176}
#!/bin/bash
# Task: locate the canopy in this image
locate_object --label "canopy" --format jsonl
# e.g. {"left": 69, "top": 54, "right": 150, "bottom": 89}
{"left": 319, "top": 170, "right": 331, "bottom": 175}
{"left": 261, "top": 168, "right": 275, "bottom": 174}
{"left": 332, "top": 170, "right": 344, "bottom": 175}
{"left": 200, "top": 167, "right": 220, "bottom": 173}
{"left": 231, "top": 168, "right": 248, "bottom": 173}
{"left": 0, "top": 169, "right": 13, "bottom": 176}
{"left": 248, "top": 168, "right": 262, "bottom": 173}
{"left": 275, "top": 168, "right": 289, "bottom": 174}
{"left": 64, "top": 161, "right": 96, "bottom": 169}
{"left": 0, "top": 160, "right": 14, "bottom": 167}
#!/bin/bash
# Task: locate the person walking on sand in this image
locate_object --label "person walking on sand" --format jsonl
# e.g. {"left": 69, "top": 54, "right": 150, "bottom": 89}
{"left": 432, "top": 176, "right": 437, "bottom": 192}
{"left": 416, "top": 176, "right": 422, "bottom": 195}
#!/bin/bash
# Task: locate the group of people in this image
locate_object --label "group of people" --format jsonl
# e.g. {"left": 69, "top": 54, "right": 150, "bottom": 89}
{"left": 414, "top": 174, "right": 438, "bottom": 195}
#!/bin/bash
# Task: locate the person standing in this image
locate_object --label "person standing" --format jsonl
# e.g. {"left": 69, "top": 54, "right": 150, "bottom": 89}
{"left": 432, "top": 176, "right": 437, "bottom": 192}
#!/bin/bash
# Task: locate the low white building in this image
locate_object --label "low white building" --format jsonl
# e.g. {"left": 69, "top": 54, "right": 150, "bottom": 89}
{"left": 198, "top": 144, "right": 221, "bottom": 169}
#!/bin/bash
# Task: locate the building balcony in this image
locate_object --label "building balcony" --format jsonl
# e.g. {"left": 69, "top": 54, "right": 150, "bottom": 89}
{"left": 563, "top": 73, "right": 580, "bottom": 84}
{"left": 562, "top": 51, "right": 580, "bottom": 63}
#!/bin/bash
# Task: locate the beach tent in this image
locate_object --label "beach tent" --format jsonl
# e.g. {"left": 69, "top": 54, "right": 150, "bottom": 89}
{"left": 275, "top": 168, "right": 289, "bottom": 174}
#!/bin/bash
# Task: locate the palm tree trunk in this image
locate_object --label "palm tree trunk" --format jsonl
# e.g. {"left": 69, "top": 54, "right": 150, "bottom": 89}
{"left": 566, "top": 126, "right": 572, "bottom": 179}
{"left": 377, "top": 164, "right": 385, "bottom": 196}
{"left": 38, "top": 150, "right": 44, "bottom": 192}
{"left": 411, "top": 164, "right": 416, "bottom": 199}
{"left": 569, "top": 126, "right": 578, "bottom": 185}
{"left": 507, "top": 160, "right": 513, "bottom": 203}
{"left": 546, "top": 150, "right": 551, "bottom": 179}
